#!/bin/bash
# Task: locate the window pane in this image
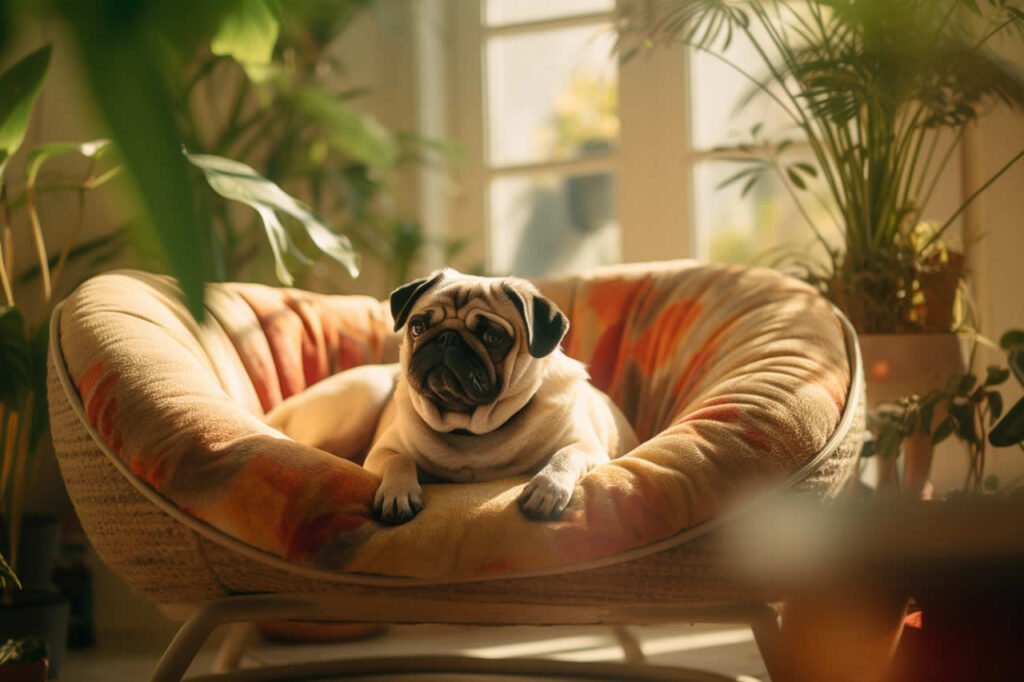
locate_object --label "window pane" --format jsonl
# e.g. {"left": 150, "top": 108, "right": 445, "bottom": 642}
{"left": 693, "top": 160, "right": 838, "bottom": 266}
{"left": 486, "top": 25, "right": 617, "bottom": 166}
{"left": 490, "top": 172, "right": 619, "bottom": 277}
{"left": 485, "top": 0, "right": 614, "bottom": 27}
{"left": 689, "top": 28, "right": 801, "bottom": 150}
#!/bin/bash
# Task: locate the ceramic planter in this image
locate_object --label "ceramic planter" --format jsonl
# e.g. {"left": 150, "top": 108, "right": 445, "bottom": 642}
{"left": 859, "top": 333, "right": 966, "bottom": 497}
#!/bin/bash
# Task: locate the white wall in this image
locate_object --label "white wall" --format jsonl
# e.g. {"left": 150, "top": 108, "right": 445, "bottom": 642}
{"left": 929, "top": 106, "right": 1024, "bottom": 494}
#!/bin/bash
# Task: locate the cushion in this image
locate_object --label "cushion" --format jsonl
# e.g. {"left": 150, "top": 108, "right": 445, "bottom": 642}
{"left": 57, "top": 261, "right": 854, "bottom": 580}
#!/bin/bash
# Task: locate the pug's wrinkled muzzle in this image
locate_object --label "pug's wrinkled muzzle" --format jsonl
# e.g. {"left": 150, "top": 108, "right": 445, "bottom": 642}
{"left": 410, "top": 330, "right": 497, "bottom": 413}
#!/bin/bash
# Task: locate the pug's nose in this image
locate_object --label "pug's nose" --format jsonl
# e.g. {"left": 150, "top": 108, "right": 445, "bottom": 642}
{"left": 436, "top": 330, "right": 458, "bottom": 347}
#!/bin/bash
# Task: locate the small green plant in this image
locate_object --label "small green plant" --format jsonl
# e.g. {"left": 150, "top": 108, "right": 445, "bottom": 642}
{"left": 865, "top": 329, "right": 1024, "bottom": 494}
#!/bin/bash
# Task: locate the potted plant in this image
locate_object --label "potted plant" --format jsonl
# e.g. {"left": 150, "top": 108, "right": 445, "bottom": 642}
{"left": 860, "top": 330, "right": 1024, "bottom": 680}
{"left": 0, "top": 27, "right": 359, "bottom": 674}
{"left": 625, "top": 0, "right": 1024, "bottom": 490}
{"left": 866, "top": 329, "right": 1024, "bottom": 495}
{"left": 2, "top": 1, "right": 464, "bottom": 659}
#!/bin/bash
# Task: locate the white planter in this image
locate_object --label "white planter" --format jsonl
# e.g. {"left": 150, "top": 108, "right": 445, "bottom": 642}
{"left": 859, "top": 333, "right": 966, "bottom": 409}
{"left": 859, "top": 333, "right": 967, "bottom": 498}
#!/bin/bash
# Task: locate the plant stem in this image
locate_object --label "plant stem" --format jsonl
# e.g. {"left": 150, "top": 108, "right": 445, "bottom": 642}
{"left": 773, "top": 162, "right": 832, "bottom": 252}
{"left": 0, "top": 239, "right": 12, "bottom": 307}
{"left": 7, "top": 391, "right": 32, "bottom": 571}
{"left": 971, "top": 17, "right": 1016, "bottom": 53}
{"left": 0, "top": 186, "right": 14, "bottom": 305}
{"left": 925, "top": 146, "right": 1024, "bottom": 250}
{"left": 752, "top": 4, "right": 852, "bottom": 237}
{"left": 180, "top": 55, "right": 227, "bottom": 106}
{"left": 217, "top": 75, "right": 252, "bottom": 154}
{"left": 0, "top": 409, "right": 18, "bottom": 506}
{"left": 919, "top": 127, "right": 966, "bottom": 214}
{"left": 50, "top": 161, "right": 94, "bottom": 297}
{"left": 234, "top": 105, "right": 285, "bottom": 162}
{"left": 688, "top": 45, "right": 801, "bottom": 122}
{"left": 24, "top": 182, "right": 52, "bottom": 302}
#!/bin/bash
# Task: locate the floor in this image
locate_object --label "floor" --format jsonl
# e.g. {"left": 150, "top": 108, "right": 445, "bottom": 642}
{"left": 63, "top": 623, "right": 769, "bottom": 681}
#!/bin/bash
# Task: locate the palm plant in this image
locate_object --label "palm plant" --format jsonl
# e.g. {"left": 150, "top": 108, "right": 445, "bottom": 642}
{"left": 623, "top": 0, "right": 1024, "bottom": 332}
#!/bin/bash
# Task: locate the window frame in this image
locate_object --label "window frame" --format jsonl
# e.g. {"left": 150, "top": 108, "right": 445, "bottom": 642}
{"left": 434, "top": 0, "right": 968, "bottom": 275}
{"left": 447, "top": 0, "right": 696, "bottom": 273}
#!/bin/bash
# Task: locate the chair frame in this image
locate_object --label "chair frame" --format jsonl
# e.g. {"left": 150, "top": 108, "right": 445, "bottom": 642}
{"left": 47, "top": 300, "right": 864, "bottom": 682}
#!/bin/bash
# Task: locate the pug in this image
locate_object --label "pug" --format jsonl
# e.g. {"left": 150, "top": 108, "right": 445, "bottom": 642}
{"left": 368, "top": 268, "right": 639, "bottom": 524}
{"left": 266, "top": 269, "right": 637, "bottom": 525}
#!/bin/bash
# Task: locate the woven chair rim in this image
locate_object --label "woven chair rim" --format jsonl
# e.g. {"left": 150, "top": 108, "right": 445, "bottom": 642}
{"left": 47, "top": 289, "right": 864, "bottom": 588}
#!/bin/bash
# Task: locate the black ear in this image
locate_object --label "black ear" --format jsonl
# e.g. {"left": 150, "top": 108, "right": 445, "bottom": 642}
{"left": 502, "top": 283, "right": 569, "bottom": 358}
{"left": 390, "top": 271, "right": 444, "bottom": 332}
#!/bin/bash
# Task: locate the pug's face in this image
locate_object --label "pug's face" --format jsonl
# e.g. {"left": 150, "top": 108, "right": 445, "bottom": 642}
{"left": 390, "top": 269, "right": 569, "bottom": 421}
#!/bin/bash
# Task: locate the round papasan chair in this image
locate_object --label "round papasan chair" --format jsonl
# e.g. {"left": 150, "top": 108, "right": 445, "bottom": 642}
{"left": 48, "top": 259, "right": 863, "bottom": 682}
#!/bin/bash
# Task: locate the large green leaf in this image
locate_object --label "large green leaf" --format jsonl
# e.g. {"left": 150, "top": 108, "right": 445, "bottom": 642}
{"left": 293, "top": 89, "right": 398, "bottom": 169}
{"left": 210, "top": 0, "right": 280, "bottom": 82}
{"left": 990, "top": 396, "right": 1024, "bottom": 448}
{"left": 0, "top": 45, "right": 51, "bottom": 180}
{"left": 55, "top": 1, "right": 208, "bottom": 319}
{"left": 186, "top": 151, "right": 359, "bottom": 283}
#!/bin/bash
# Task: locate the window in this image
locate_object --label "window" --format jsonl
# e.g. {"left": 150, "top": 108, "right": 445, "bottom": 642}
{"left": 447, "top": 0, "right": 623, "bottom": 278}
{"left": 441, "top": 1, "right": 960, "bottom": 277}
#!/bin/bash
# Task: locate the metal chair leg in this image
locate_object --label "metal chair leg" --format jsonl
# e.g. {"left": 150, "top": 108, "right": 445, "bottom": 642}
{"left": 611, "top": 625, "right": 646, "bottom": 664}
{"left": 749, "top": 604, "right": 788, "bottom": 682}
{"left": 152, "top": 602, "right": 225, "bottom": 682}
{"left": 212, "top": 623, "right": 256, "bottom": 673}
{"left": 152, "top": 596, "right": 310, "bottom": 682}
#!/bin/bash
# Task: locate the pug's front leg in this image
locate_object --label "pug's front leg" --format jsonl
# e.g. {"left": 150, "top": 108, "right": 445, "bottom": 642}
{"left": 518, "top": 445, "right": 598, "bottom": 520}
{"left": 365, "top": 447, "right": 423, "bottom": 525}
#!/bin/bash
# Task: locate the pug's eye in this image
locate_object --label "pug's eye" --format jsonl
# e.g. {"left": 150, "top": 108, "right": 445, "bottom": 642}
{"left": 409, "top": 318, "right": 427, "bottom": 338}
{"left": 482, "top": 327, "right": 506, "bottom": 346}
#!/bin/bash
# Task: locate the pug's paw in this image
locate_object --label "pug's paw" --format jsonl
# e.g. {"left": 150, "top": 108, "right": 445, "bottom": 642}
{"left": 518, "top": 470, "right": 575, "bottom": 520}
{"left": 373, "top": 479, "right": 423, "bottom": 526}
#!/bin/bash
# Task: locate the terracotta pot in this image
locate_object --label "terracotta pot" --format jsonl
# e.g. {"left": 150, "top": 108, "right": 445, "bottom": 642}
{"left": 859, "top": 334, "right": 966, "bottom": 498}
{"left": 916, "top": 250, "right": 965, "bottom": 332}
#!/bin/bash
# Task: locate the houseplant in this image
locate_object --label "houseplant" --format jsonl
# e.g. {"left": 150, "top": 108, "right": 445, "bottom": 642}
{"left": 624, "top": 0, "right": 1024, "bottom": 490}
{"left": 624, "top": 0, "right": 1024, "bottom": 333}
{"left": 866, "top": 328, "right": 1024, "bottom": 496}
{"left": 1, "top": 0, "right": 459, "bottom": 315}
{"left": 0, "top": 637, "right": 48, "bottom": 682}
{"left": 859, "top": 330, "right": 1024, "bottom": 679}
{"left": 0, "top": 4, "right": 410, "bottom": 665}
{"left": 1, "top": 0, "right": 460, "bottom": 657}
